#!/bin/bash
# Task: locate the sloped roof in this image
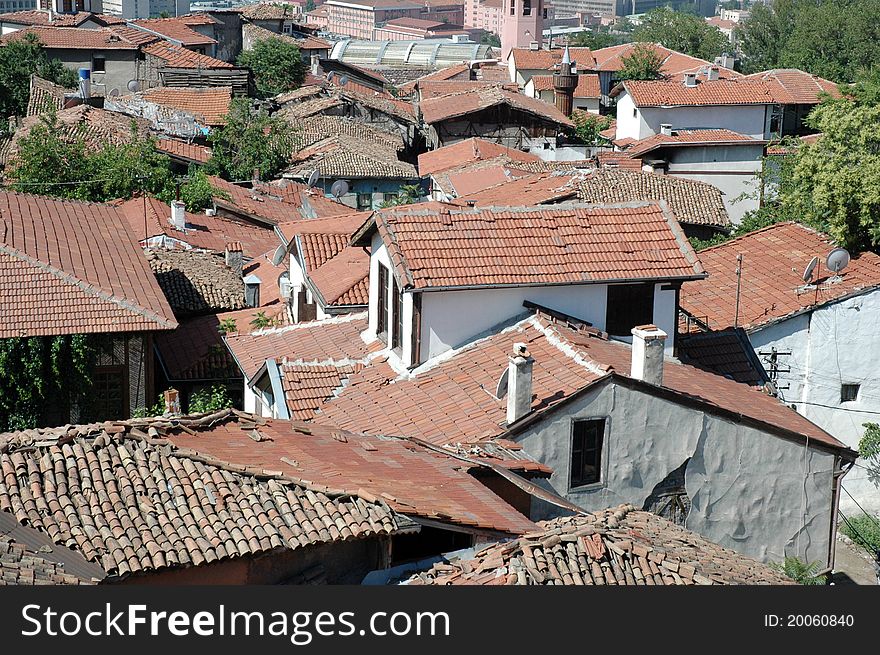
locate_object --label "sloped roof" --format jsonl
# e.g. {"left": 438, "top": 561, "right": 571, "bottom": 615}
{"left": 24, "top": 75, "right": 71, "bottom": 117}
{"left": 397, "top": 63, "right": 473, "bottom": 95}
{"left": 287, "top": 134, "right": 418, "bottom": 179}
{"left": 130, "top": 17, "right": 217, "bottom": 46}
{"left": 1, "top": 25, "right": 139, "bottom": 49}
{"left": 208, "top": 177, "right": 299, "bottom": 225}
{"left": 407, "top": 505, "right": 792, "bottom": 585}
{"left": 143, "top": 40, "right": 232, "bottom": 68}
{"left": 528, "top": 73, "right": 601, "bottom": 98}
{"left": 576, "top": 170, "right": 730, "bottom": 228}
{"left": 676, "top": 328, "right": 770, "bottom": 386}
{"left": 155, "top": 312, "right": 243, "bottom": 382}
{"left": 362, "top": 201, "right": 705, "bottom": 290}
{"left": 420, "top": 86, "right": 574, "bottom": 127}
{"left": 166, "top": 411, "right": 540, "bottom": 535}
{"left": 417, "top": 80, "right": 519, "bottom": 100}
{"left": 510, "top": 47, "right": 595, "bottom": 71}
{"left": 286, "top": 114, "right": 404, "bottom": 152}
{"left": 0, "top": 410, "right": 403, "bottom": 581}
{"left": 618, "top": 77, "right": 776, "bottom": 107}
{"left": 155, "top": 138, "right": 212, "bottom": 163}
{"left": 0, "top": 10, "right": 124, "bottom": 27}
{"left": 680, "top": 222, "right": 880, "bottom": 331}
{"left": 624, "top": 129, "right": 761, "bottom": 158}
{"left": 744, "top": 69, "right": 841, "bottom": 105}
{"left": 418, "top": 137, "right": 541, "bottom": 176}
{"left": 139, "top": 86, "right": 232, "bottom": 126}
{"left": 146, "top": 248, "right": 246, "bottom": 316}
{"left": 0, "top": 191, "right": 176, "bottom": 337}
{"left": 591, "top": 42, "right": 741, "bottom": 79}
{"left": 453, "top": 171, "right": 581, "bottom": 206}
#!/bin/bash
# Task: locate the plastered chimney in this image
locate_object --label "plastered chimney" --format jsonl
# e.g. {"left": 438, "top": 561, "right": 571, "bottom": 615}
{"left": 660, "top": 123, "right": 673, "bottom": 136}
{"left": 707, "top": 66, "right": 720, "bottom": 81}
{"left": 506, "top": 342, "right": 534, "bottom": 424}
{"left": 683, "top": 72, "right": 697, "bottom": 88}
{"left": 225, "top": 242, "right": 243, "bottom": 277}
{"left": 630, "top": 325, "right": 667, "bottom": 387}
{"left": 170, "top": 200, "right": 186, "bottom": 230}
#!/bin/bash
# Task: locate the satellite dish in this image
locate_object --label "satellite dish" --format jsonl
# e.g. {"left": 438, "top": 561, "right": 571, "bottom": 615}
{"left": 126, "top": 79, "right": 140, "bottom": 93}
{"left": 307, "top": 169, "right": 320, "bottom": 187}
{"left": 825, "top": 248, "right": 851, "bottom": 274}
{"left": 108, "top": 88, "right": 121, "bottom": 98}
{"left": 495, "top": 368, "right": 509, "bottom": 399}
{"left": 802, "top": 256, "right": 819, "bottom": 283}
{"left": 338, "top": 75, "right": 349, "bottom": 86}
{"left": 330, "top": 180, "right": 349, "bottom": 198}
{"left": 271, "top": 244, "right": 286, "bottom": 266}
{"left": 326, "top": 71, "right": 335, "bottom": 82}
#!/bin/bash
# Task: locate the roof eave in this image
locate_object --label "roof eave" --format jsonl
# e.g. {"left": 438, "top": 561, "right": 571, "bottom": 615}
{"left": 408, "top": 273, "right": 708, "bottom": 293}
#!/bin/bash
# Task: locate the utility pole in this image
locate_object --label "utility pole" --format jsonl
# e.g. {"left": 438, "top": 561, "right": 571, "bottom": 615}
{"left": 758, "top": 347, "right": 791, "bottom": 391}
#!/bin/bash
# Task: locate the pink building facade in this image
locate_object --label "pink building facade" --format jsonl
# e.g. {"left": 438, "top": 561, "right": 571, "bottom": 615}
{"left": 500, "top": 0, "right": 544, "bottom": 59}
{"left": 325, "top": 0, "right": 465, "bottom": 40}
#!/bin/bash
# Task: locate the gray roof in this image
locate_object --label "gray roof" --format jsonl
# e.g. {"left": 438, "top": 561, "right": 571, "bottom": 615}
{"left": 331, "top": 39, "right": 494, "bottom": 70}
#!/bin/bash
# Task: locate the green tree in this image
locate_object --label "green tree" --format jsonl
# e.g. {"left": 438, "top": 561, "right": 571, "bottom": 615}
{"left": 305, "top": 0, "right": 316, "bottom": 11}
{"left": 207, "top": 98, "right": 296, "bottom": 182}
{"left": 840, "top": 513, "right": 880, "bottom": 556}
{"left": 187, "top": 384, "right": 233, "bottom": 413}
{"left": 570, "top": 110, "right": 613, "bottom": 146}
{"left": 566, "top": 30, "right": 619, "bottom": 50}
{"left": 480, "top": 32, "right": 501, "bottom": 47}
{"left": 632, "top": 7, "right": 730, "bottom": 60}
{"left": 250, "top": 311, "right": 273, "bottom": 330}
{"left": 380, "top": 183, "right": 423, "bottom": 208}
{"left": 617, "top": 43, "right": 665, "bottom": 81}
{"left": 769, "top": 557, "right": 827, "bottom": 585}
{"left": 0, "top": 33, "right": 77, "bottom": 135}
{"left": 161, "top": 167, "right": 226, "bottom": 213}
{"left": 237, "top": 37, "right": 307, "bottom": 98}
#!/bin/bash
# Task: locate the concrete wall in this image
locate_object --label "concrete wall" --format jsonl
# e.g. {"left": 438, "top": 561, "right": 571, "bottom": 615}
{"left": 417, "top": 281, "right": 677, "bottom": 361}
{"left": 47, "top": 49, "right": 138, "bottom": 97}
{"left": 749, "top": 291, "right": 880, "bottom": 514}
{"left": 517, "top": 380, "right": 838, "bottom": 566}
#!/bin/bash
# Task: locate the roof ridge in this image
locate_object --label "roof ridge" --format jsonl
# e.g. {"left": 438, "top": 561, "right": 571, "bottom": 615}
{"left": 0, "top": 242, "right": 177, "bottom": 330}
{"left": 244, "top": 310, "right": 367, "bottom": 337}
{"left": 527, "top": 315, "right": 613, "bottom": 378}
{"left": 695, "top": 221, "right": 817, "bottom": 255}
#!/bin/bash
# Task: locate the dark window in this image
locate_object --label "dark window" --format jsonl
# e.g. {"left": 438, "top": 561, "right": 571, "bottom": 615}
{"left": 377, "top": 263, "right": 389, "bottom": 342}
{"left": 605, "top": 284, "right": 655, "bottom": 336}
{"left": 510, "top": 0, "right": 514, "bottom": 15}
{"left": 92, "top": 55, "right": 106, "bottom": 73}
{"left": 841, "top": 384, "right": 860, "bottom": 403}
{"left": 391, "top": 276, "right": 403, "bottom": 350}
{"left": 357, "top": 192, "right": 372, "bottom": 210}
{"left": 570, "top": 419, "right": 605, "bottom": 487}
{"left": 523, "top": 0, "right": 531, "bottom": 15}
{"left": 543, "top": 7, "right": 547, "bottom": 18}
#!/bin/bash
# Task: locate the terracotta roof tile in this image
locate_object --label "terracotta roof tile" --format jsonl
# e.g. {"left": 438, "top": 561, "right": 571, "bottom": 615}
{"left": 139, "top": 86, "right": 232, "bottom": 126}
{"left": 677, "top": 328, "right": 770, "bottom": 387}
{"left": 398, "top": 63, "right": 473, "bottom": 94}
{"left": 595, "top": 151, "right": 644, "bottom": 171}
{"left": 619, "top": 77, "right": 776, "bottom": 108}
{"left": 309, "top": 246, "right": 370, "bottom": 306}
{"left": 418, "top": 137, "right": 541, "bottom": 176}
{"left": 208, "top": 177, "right": 299, "bottom": 225}
{"left": 453, "top": 171, "right": 581, "bottom": 206}
{"left": 625, "top": 129, "right": 760, "bottom": 158}
{"left": 369, "top": 201, "right": 704, "bottom": 290}
{"left": 286, "top": 114, "right": 404, "bottom": 152}
{"left": 24, "top": 75, "right": 71, "bottom": 117}
{"left": 0, "top": 10, "right": 124, "bottom": 27}
{"left": 680, "top": 222, "right": 880, "bottom": 331}
{"left": 287, "top": 135, "right": 418, "bottom": 179}
{"left": 0, "top": 411, "right": 402, "bottom": 580}
{"left": 0, "top": 191, "right": 176, "bottom": 337}
{"left": 420, "top": 86, "right": 574, "bottom": 127}
{"left": 155, "top": 138, "right": 212, "bottom": 163}
{"left": 155, "top": 313, "right": 242, "bottom": 382}
{"left": 510, "top": 47, "right": 595, "bottom": 71}
{"left": 744, "top": 69, "right": 841, "bottom": 105}
{"left": 131, "top": 17, "right": 217, "bottom": 46}
{"left": 408, "top": 505, "right": 793, "bottom": 585}
{"left": 592, "top": 43, "right": 741, "bottom": 79}
{"left": 143, "top": 41, "right": 232, "bottom": 69}
{"left": 528, "top": 73, "right": 601, "bottom": 98}
{"left": 1, "top": 25, "right": 139, "bottom": 49}
{"left": 146, "top": 248, "right": 245, "bottom": 316}
{"left": 417, "top": 80, "right": 519, "bottom": 100}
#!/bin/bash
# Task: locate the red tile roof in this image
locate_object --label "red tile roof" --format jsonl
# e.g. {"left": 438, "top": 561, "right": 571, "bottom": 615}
{"left": 509, "top": 47, "right": 595, "bottom": 71}
{"left": 453, "top": 171, "right": 581, "bottom": 206}
{"left": 281, "top": 362, "right": 365, "bottom": 420}
{"left": 0, "top": 10, "right": 124, "bottom": 27}
{"left": 209, "top": 177, "right": 299, "bottom": 224}
{"left": 143, "top": 41, "right": 232, "bottom": 68}
{"left": 618, "top": 77, "right": 776, "bottom": 107}
{"left": 309, "top": 245, "right": 370, "bottom": 306}
{"left": 624, "top": 129, "right": 761, "bottom": 158}
{"left": 420, "top": 87, "right": 574, "bottom": 127}
{"left": 0, "top": 191, "right": 176, "bottom": 337}
{"left": 596, "top": 150, "right": 644, "bottom": 171}
{"left": 744, "top": 69, "right": 841, "bottom": 105}
{"left": 443, "top": 162, "right": 531, "bottom": 197}
{"left": 310, "top": 312, "right": 847, "bottom": 452}
{"left": 1, "top": 25, "right": 140, "bottom": 49}
{"left": 592, "top": 43, "right": 741, "bottom": 79}
{"left": 166, "top": 416, "right": 538, "bottom": 535}
{"left": 140, "top": 86, "right": 232, "bottom": 126}
{"left": 417, "top": 80, "right": 519, "bottom": 100}
{"left": 680, "top": 222, "right": 880, "bottom": 332}
{"left": 364, "top": 201, "right": 705, "bottom": 290}
{"left": 408, "top": 505, "right": 793, "bottom": 585}
{"left": 155, "top": 313, "right": 242, "bottom": 382}
{"left": 278, "top": 212, "right": 371, "bottom": 245}
{"left": 130, "top": 17, "right": 217, "bottom": 46}
{"left": 155, "top": 138, "right": 212, "bottom": 163}
{"left": 418, "top": 137, "right": 541, "bottom": 176}
{"left": 224, "top": 313, "right": 379, "bottom": 380}
{"left": 398, "top": 63, "right": 472, "bottom": 94}
{"left": 528, "top": 73, "right": 601, "bottom": 98}
{"left": 116, "top": 196, "right": 279, "bottom": 258}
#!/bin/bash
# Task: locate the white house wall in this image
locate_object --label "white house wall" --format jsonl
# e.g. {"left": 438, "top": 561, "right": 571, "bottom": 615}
{"left": 749, "top": 290, "right": 880, "bottom": 514}
{"left": 517, "top": 381, "right": 837, "bottom": 566}
{"left": 418, "top": 282, "right": 678, "bottom": 361}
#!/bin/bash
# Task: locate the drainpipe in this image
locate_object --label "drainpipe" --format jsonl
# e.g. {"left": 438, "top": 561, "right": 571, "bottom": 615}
{"left": 826, "top": 458, "right": 855, "bottom": 575}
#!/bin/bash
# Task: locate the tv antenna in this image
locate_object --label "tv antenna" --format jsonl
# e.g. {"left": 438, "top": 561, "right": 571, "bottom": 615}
{"left": 108, "top": 88, "right": 121, "bottom": 98}
{"left": 330, "top": 180, "right": 349, "bottom": 198}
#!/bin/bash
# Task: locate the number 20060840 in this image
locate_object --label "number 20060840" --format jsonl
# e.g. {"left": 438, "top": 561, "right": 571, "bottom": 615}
{"left": 764, "top": 614, "right": 854, "bottom": 627}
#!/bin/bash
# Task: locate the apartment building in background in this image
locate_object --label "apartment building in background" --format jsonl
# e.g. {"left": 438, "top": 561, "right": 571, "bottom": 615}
{"left": 325, "top": 0, "right": 464, "bottom": 40}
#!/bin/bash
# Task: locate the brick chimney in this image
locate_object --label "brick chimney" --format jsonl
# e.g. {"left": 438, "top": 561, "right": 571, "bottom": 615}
{"left": 163, "top": 388, "right": 180, "bottom": 415}
{"left": 506, "top": 343, "right": 534, "bottom": 425}
{"left": 630, "top": 325, "right": 667, "bottom": 387}
{"left": 225, "top": 242, "right": 243, "bottom": 277}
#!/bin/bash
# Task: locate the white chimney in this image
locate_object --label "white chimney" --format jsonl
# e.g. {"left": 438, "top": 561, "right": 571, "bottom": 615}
{"left": 311, "top": 54, "right": 321, "bottom": 77}
{"left": 630, "top": 325, "right": 667, "bottom": 387}
{"left": 660, "top": 123, "right": 673, "bottom": 136}
{"left": 506, "top": 343, "right": 534, "bottom": 425}
{"left": 170, "top": 200, "right": 186, "bottom": 230}
{"left": 683, "top": 72, "right": 697, "bottom": 88}
{"left": 707, "top": 66, "right": 720, "bottom": 81}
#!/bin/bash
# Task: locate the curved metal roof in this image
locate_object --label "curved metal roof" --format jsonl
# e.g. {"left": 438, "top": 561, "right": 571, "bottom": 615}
{"left": 331, "top": 38, "right": 495, "bottom": 69}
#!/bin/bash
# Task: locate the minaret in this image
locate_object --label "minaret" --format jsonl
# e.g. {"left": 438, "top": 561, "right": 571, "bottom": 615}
{"left": 553, "top": 46, "right": 577, "bottom": 116}
{"left": 500, "top": 0, "right": 544, "bottom": 61}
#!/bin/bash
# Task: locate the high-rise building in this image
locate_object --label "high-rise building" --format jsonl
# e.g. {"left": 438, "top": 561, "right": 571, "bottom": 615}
{"left": 100, "top": 0, "right": 189, "bottom": 19}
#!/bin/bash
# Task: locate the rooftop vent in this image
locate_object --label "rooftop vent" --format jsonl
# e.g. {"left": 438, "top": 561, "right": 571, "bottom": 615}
{"left": 170, "top": 201, "right": 186, "bottom": 230}
{"left": 683, "top": 73, "right": 697, "bottom": 88}
{"left": 707, "top": 66, "right": 720, "bottom": 81}
{"left": 660, "top": 123, "right": 673, "bottom": 136}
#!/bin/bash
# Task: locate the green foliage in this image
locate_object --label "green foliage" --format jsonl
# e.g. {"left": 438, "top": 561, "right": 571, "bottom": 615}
{"left": 0, "top": 33, "right": 78, "bottom": 135}
{"left": 305, "top": 0, "right": 316, "bottom": 11}
{"left": 9, "top": 113, "right": 176, "bottom": 202}
{"left": 480, "top": 32, "right": 501, "bottom": 47}
{"left": 188, "top": 384, "right": 233, "bottom": 414}
{"left": 736, "top": 0, "right": 880, "bottom": 82}
{"left": 570, "top": 111, "right": 613, "bottom": 146}
{"left": 617, "top": 43, "right": 665, "bottom": 81}
{"left": 131, "top": 394, "right": 164, "bottom": 419}
{"left": 207, "top": 98, "right": 296, "bottom": 182}
{"left": 158, "top": 168, "right": 226, "bottom": 213}
{"left": 379, "top": 183, "right": 423, "bottom": 208}
{"left": 688, "top": 232, "right": 731, "bottom": 252}
{"left": 250, "top": 311, "right": 273, "bottom": 330}
{"left": 860, "top": 422, "right": 880, "bottom": 460}
{"left": 218, "top": 317, "right": 238, "bottom": 336}
{"left": 237, "top": 37, "right": 307, "bottom": 98}
{"left": 632, "top": 7, "right": 730, "bottom": 61}
{"left": 0, "top": 335, "right": 95, "bottom": 431}
{"left": 769, "top": 557, "right": 826, "bottom": 585}
{"left": 840, "top": 514, "right": 880, "bottom": 556}
{"left": 566, "top": 30, "right": 619, "bottom": 50}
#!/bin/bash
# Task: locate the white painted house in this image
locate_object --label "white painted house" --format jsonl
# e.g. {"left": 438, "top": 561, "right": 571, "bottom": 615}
{"left": 681, "top": 222, "right": 880, "bottom": 515}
